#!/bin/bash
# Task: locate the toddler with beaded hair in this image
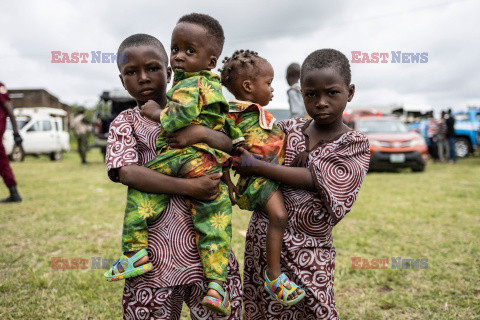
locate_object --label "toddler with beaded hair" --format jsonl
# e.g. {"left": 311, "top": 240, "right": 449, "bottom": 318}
{"left": 220, "top": 49, "right": 305, "bottom": 306}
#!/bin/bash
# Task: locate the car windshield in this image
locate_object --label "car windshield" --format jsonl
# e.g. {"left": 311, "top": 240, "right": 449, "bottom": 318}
{"left": 6, "top": 118, "right": 29, "bottom": 130}
{"left": 358, "top": 119, "right": 410, "bottom": 133}
{"left": 454, "top": 113, "right": 469, "bottom": 121}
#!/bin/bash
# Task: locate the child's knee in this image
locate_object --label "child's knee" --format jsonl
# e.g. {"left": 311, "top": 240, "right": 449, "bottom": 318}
{"left": 269, "top": 210, "right": 288, "bottom": 230}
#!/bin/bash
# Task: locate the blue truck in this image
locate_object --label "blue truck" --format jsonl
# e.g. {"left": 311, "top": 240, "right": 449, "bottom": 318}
{"left": 452, "top": 109, "right": 480, "bottom": 157}
{"left": 405, "top": 108, "right": 480, "bottom": 158}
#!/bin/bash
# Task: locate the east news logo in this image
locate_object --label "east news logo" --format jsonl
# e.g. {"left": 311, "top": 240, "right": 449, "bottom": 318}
{"left": 351, "top": 51, "right": 428, "bottom": 63}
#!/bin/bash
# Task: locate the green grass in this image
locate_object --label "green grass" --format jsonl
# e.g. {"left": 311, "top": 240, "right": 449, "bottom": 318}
{"left": 0, "top": 150, "right": 479, "bottom": 319}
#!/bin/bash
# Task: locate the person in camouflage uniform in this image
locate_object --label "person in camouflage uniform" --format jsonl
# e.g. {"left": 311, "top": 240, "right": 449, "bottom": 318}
{"left": 71, "top": 107, "right": 91, "bottom": 164}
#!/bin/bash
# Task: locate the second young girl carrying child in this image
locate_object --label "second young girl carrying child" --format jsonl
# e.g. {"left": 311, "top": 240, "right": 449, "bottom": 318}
{"left": 237, "top": 49, "right": 370, "bottom": 319}
{"left": 220, "top": 49, "right": 305, "bottom": 305}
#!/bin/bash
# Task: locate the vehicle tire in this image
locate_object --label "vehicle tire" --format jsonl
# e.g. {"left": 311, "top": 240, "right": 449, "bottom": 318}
{"left": 50, "top": 151, "right": 63, "bottom": 161}
{"left": 455, "top": 137, "right": 471, "bottom": 158}
{"left": 412, "top": 165, "right": 425, "bottom": 172}
{"left": 9, "top": 145, "right": 25, "bottom": 162}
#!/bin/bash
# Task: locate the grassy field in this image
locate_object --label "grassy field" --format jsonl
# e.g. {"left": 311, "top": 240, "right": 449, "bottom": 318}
{"left": 0, "top": 150, "right": 479, "bottom": 319}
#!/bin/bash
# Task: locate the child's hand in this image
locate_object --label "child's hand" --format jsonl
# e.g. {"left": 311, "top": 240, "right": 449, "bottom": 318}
{"left": 221, "top": 170, "right": 242, "bottom": 204}
{"left": 227, "top": 182, "right": 241, "bottom": 205}
{"left": 140, "top": 100, "right": 162, "bottom": 123}
{"left": 166, "top": 125, "right": 206, "bottom": 149}
{"left": 186, "top": 173, "right": 222, "bottom": 201}
{"left": 232, "top": 146, "right": 268, "bottom": 177}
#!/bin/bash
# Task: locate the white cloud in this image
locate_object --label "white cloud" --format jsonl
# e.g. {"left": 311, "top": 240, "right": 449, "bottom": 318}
{"left": 1, "top": 0, "right": 479, "bottom": 111}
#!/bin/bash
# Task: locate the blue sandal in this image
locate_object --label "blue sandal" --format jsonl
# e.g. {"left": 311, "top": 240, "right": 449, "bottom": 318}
{"left": 200, "top": 282, "right": 231, "bottom": 316}
{"left": 104, "top": 249, "right": 153, "bottom": 282}
{"left": 264, "top": 271, "right": 306, "bottom": 306}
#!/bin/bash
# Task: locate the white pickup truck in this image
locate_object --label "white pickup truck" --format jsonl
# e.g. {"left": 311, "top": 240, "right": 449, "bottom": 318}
{"left": 4, "top": 107, "right": 70, "bottom": 161}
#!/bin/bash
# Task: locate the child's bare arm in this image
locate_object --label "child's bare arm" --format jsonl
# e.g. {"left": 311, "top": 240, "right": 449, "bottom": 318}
{"left": 118, "top": 165, "right": 222, "bottom": 201}
{"left": 233, "top": 147, "right": 316, "bottom": 192}
{"left": 166, "top": 125, "right": 233, "bottom": 153}
{"left": 140, "top": 98, "right": 232, "bottom": 152}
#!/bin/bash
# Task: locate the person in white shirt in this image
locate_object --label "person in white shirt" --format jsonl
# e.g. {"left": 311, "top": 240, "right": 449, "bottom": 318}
{"left": 286, "top": 63, "right": 306, "bottom": 118}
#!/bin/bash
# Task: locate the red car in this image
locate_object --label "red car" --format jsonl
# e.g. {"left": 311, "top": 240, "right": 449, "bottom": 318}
{"left": 346, "top": 116, "right": 428, "bottom": 172}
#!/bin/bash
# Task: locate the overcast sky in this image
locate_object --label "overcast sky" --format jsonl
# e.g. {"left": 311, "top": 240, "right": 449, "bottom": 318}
{"left": 1, "top": 0, "right": 479, "bottom": 113}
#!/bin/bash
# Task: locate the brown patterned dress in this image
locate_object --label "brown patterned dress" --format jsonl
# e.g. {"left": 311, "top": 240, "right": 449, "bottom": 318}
{"left": 243, "top": 118, "right": 370, "bottom": 320}
{"left": 106, "top": 107, "right": 242, "bottom": 320}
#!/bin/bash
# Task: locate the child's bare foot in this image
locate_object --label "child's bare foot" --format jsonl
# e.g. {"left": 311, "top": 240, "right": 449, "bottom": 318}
{"left": 115, "top": 250, "right": 149, "bottom": 273}
{"left": 206, "top": 280, "right": 224, "bottom": 300}
{"left": 201, "top": 280, "right": 231, "bottom": 316}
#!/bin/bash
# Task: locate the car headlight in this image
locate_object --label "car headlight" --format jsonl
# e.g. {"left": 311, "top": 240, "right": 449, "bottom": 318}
{"left": 409, "top": 138, "right": 426, "bottom": 146}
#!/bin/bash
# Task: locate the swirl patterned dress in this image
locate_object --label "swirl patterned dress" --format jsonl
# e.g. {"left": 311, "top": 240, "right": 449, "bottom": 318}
{"left": 243, "top": 118, "right": 370, "bottom": 320}
{"left": 106, "top": 107, "right": 242, "bottom": 320}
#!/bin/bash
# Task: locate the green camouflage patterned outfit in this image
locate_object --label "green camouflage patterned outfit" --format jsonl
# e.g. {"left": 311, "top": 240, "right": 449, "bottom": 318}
{"left": 123, "top": 70, "right": 232, "bottom": 282}
{"left": 226, "top": 100, "right": 286, "bottom": 211}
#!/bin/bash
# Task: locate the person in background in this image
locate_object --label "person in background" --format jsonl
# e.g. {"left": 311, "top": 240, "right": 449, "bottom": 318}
{"left": 436, "top": 111, "right": 448, "bottom": 162}
{"left": 71, "top": 107, "right": 92, "bottom": 164}
{"left": 446, "top": 108, "right": 457, "bottom": 164}
{"left": 0, "top": 82, "right": 23, "bottom": 203}
{"left": 286, "top": 63, "right": 306, "bottom": 118}
{"left": 426, "top": 111, "right": 439, "bottom": 161}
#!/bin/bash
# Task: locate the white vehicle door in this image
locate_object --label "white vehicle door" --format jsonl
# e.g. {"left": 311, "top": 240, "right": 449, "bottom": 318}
{"left": 53, "top": 117, "right": 68, "bottom": 151}
{"left": 23, "top": 119, "right": 56, "bottom": 153}
{"left": 57, "top": 118, "right": 70, "bottom": 151}
{"left": 23, "top": 120, "right": 44, "bottom": 153}
{"left": 41, "top": 119, "right": 57, "bottom": 152}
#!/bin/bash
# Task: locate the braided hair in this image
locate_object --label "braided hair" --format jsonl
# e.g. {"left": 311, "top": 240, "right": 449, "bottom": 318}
{"left": 219, "top": 49, "right": 267, "bottom": 93}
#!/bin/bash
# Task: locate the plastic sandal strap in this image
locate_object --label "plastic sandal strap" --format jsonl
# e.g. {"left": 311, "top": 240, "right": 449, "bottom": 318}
{"left": 106, "top": 249, "right": 147, "bottom": 277}
{"left": 265, "top": 272, "right": 304, "bottom": 305}
{"left": 110, "top": 260, "right": 121, "bottom": 277}
{"left": 128, "top": 249, "right": 148, "bottom": 265}
{"left": 278, "top": 274, "right": 303, "bottom": 303}
{"left": 201, "top": 282, "right": 231, "bottom": 315}
{"left": 207, "top": 282, "right": 226, "bottom": 298}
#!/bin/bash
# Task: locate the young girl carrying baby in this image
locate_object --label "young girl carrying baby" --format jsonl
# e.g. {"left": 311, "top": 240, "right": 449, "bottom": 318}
{"left": 220, "top": 49, "right": 305, "bottom": 305}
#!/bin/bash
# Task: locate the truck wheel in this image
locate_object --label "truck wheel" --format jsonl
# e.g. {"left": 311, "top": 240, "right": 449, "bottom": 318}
{"left": 455, "top": 137, "right": 471, "bottom": 158}
{"left": 50, "top": 151, "right": 63, "bottom": 161}
{"left": 10, "top": 145, "right": 25, "bottom": 162}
